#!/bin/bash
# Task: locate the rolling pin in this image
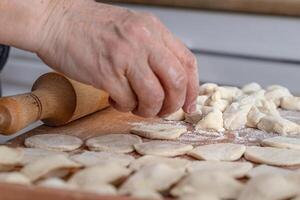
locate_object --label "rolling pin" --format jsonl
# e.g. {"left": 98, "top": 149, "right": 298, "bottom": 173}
{"left": 0, "top": 72, "right": 109, "bottom": 135}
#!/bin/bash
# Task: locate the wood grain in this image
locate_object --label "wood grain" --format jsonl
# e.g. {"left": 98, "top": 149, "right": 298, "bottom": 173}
{"left": 103, "top": 0, "right": 300, "bottom": 16}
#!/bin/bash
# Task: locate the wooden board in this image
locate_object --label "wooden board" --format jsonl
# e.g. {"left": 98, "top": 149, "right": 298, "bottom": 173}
{"left": 103, "top": 0, "right": 300, "bottom": 16}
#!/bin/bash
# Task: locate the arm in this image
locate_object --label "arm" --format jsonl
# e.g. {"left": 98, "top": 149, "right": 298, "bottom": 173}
{"left": 0, "top": 0, "right": 199, "bottom": 117}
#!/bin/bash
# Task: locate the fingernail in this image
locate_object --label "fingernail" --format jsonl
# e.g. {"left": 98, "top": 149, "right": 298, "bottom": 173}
{"left": 187, "top": 102, "right": 197, "bottom": 113}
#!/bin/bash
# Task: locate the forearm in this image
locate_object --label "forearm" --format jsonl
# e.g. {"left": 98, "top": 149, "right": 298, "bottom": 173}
{"left": 0, "top": 0, "right": 55, "bottom": 52}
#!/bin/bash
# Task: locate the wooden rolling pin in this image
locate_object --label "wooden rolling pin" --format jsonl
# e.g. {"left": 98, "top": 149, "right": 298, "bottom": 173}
{"left": 0, "top": 72, "right": 109, "bottom": 135}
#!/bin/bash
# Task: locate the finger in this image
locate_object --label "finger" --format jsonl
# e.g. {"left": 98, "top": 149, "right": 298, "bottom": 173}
{"left": 148, "top": 45, "right": 187, "bottom": 116}
{"left": 126, "top": 60, "right": 165, "bottom": 118}
{"left": 99, "top": 75, "right": 137, "bottom": 113}
{"left": 160, "top": 26, "right": 199, "bottom": 113}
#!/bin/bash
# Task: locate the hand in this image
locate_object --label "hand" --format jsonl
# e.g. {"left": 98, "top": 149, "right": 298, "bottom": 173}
{"left": 36, "top": 0, "right": 199, "bottom": 117}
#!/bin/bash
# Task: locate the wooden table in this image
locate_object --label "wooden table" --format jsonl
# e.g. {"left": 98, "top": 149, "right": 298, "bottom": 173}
{"left": 103, "top": 0, "right": 300, "bottom": 16}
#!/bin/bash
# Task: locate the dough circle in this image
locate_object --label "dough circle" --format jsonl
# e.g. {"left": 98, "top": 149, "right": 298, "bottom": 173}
{"left": 86, "top": 134, "right": 142, "bottom": 153}
{"left": 261, "top": 136, "right": 300, "bottom": 150}
{"left": 244, "top": 146, "right": 300, "bottom": 166}
{"left": 134, "top": 141, "right": 193, "bottom": 157}
{"left": 24, "top": 134, "right": 83, "bottom": 152}
{"left": 131, "top": 123, "right": 187, "bottom": 140}
{"left": 188, "top": 143, "right": 246, "bottom": 161}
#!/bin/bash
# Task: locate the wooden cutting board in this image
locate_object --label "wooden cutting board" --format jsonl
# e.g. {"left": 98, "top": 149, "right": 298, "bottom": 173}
{"left": 104, "top": 0, "right": 300, "bottom": 16}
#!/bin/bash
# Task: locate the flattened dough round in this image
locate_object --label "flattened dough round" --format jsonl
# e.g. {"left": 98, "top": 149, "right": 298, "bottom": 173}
{"left": 134, "top": 141, "right": 193, "bottom": 157}
{"left": 21, "top": 148, "right": 67, "bottom": 165}
{"left": 187, "top": 161, "right": 253, "bottom": 178}
{"left": 188, "top": 143, "right": 246, "bottom": 161}
{"left": 131, "top": 123, "right": 187, "bottom": 140}
{"left": 24, "top": 134, "right": 83, "bottom": 151}
{"left": 0, "top": 146, "right": 23, "bottom": 166}
{"left": 246, "top": 164, "right": 293, "bottom": 178}
{"left": 70, "top": 151, "right": 135, "bottom": 167}
{"left": 244, "top": 146, "right": 300, "bottom": 166}
{"left": 86, "top": 134, "right": 142, "bottom": 153}
{"left": 262, "top": 136, "right": 300, "bottom": 150}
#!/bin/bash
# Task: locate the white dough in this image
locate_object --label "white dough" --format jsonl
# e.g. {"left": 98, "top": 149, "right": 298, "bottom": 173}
{"left": 238, "top": 173, "right": 299, "bottom": 200}
{"left": 129, "top": 155, "right": 189, "bottom": 171}
{"left": 171, "top": 171, "right": 244, "bottom": 199}
{"left": 281, "top": 96, "right": 300, "bottom": 111}
{"left": 163, "top": 108, "right": 185, "bottom": 121}
{"left": 70, "top": 151, "right": 135, "bottom": 167}
{"left": 179, "top": 193, "right": 220, "bottom": 200}
{"left": 21, "top": 148, "right": 67, "bottom": 165}
{"left": 0, "top": 146, "right": 23, "bottom": 170}
{"left": 223, "top": 103, "right": 252, "bottom": 130}
{"left": 86, "top": 134, "right": 142, "bottom": 153}
{"left": 257, "top": 116, "right": 300, "bottom": 135}
{"left": 24, "top": 134, "right": 83, "bottom": 152}
{"left": 214, "top": 86, "right": 243, "bottom": 102}
{"left": 134, "top": 141, "right": 193, "bottom": 157}
{"left": 242, "top": 82, "right": 262, "bottom": 94}
{"left": 188, "top": 143, "right": 246, "bottom": 161}
{"left": 261, "top": 136, "right": 300, "bottom": 150}
{"left": 196, "top": 95, "right": 209, "bottom": 105}
{"left": 257, "top": 99, "right": 280, "bottom": 117}
{"left": 187, "top": 161, "right": 253, "bottom": 178}
{"left": 131, "top": 123, "right": 187, "bottom": 140}
{"left": 130, "top": 189, "right": 163, "bottom": 200}
{"left": 21, "top": 154, "right": 81, "bottom": 181}
{"left": 195, "top": 108, "right": 224, "bottom": 132}
{"left": 244, "top": 146, "right": 300, "bottom": 166}
{"left": 119, "top": 163, "right": 185, "bottom": 195}
{"left": 199, "top": 83, "right": 218, "bottom": 95}
{"left": 246, "top": 106, "right": 265, "bottom": 128}
{"left": 37, "top": 177, "right": 74, "bottom": 190}
{"left": 246, "top": 164, "right": 293, "bottom": 178}
{"left": 265, "top": 86, "right": 292, "bottom": 107}
{"left": 0, "top": 172, "right": 31, "bottom": 185}
{"left": 68, "top": 163, "right": 131, "bottom": 187}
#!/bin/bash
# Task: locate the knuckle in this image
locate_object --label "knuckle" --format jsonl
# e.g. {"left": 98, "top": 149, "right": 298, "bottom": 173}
{"left": 141, "top": 12, "right": 159, "bottom": 23}
{"left": 185, "top": 52, "right": 197, "bottom": 69}
{"left": 171, "top": 71, "right": 187, "bottom": 91}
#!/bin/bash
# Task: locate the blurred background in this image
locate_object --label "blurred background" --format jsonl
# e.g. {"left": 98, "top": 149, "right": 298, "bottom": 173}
{"left": 1, "top": 0, "right": 300, "bottom": 142}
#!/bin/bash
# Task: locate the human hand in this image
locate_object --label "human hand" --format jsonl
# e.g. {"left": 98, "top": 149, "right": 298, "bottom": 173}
{"left": 36, "top": 0, "right": 199, "bottom": 117}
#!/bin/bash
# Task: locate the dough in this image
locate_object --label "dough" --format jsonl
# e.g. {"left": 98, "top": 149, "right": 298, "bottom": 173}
{"left": 21, "top": 148, "right": 67, "bottom": 165}
{"left": 257, "top": 116, "right": 300, "bottom": 135}
{"left": 246, "top": 106, "right": 265, "bottom": 128}
{"left": 265, "top": 86, "right": 292, "bottom": 106}
{"left": 242, "top": 82, "right": 262, "bottom": 94}
{"left": 70, "top": 151, "right": 135, "bottom": 167}
{"left": 37, "top": 177, "right": 75, "bottom": 190}
{"left": 261, "top": 136, "right": 300, "bottom": 150}
{"left": 187, "top": 143, "right": 246, "bottom": 161}
{"left": 21, "top": 154, "right": 81, "bottom": 181}
{"left": 199, "top": 83, "right": 218, "bottom": 95}
{"left": 246, "top": 164, "right": 293, "bottom": 178}
{"left": 244, "top": 146, "right": 300, "bottom": 166}
{"left": 238, "top": 173, "right": 299, "bottom": 200}
{"left": 119, "top": 163, "right": 185, "bottom": 195}
{"left": 187, "top": 161, "right": 253, "bottom": 178}
{"left": 163, "top": 108, "right": 185, "bottom": 121}
{"left": 68, "top": 163, "right": 131, "bottom": 187}
{"left": 195, "top": 107, "right": 224, "bottom": 132}
{"left": 86, "top": 134, "right": 142, "bottom": 153}
{"left": 0, "top": 146, "right": 23, "bottom": 170}
{"left": 131, "top": 123, "right": 187, "bottom": 140}
{"left": 196, "top": 95, "right": 209, "bottom": 105}
{"left": 223, "top": 103, "right": 252, "bottom": 130}
{"left": 134, "top": 141, "right": 193, "bottom": 157}
{"left": 179, "top": 193, "right": 219, "bottom": 200}
{"left": 24, "top": 134, "right": 83, "bottom": 152}
{"left": 281, "top": 96, "right": 300, "bottom": 111}
{"left": 129, "top": 155, "right": 190, "bottom": 171}
{"left": 0, "top": 172, "right": 31, "bottom": 185}
{"left": 257, "top": 99, "right": 280, "bottom": 117}
{"left": 79, "top": 184, "right": 117, "bottom": 195}
{"left": 131, "top": 189, "right": 163, "bottom": 200}
{"left": 214, "top": 86, "right": 243, "bottom": 102}
{"left": 171, "top": 171, "right": 244, "bottom": 199}
{"left": 207, "top": 99, "right": 229, "bottom": 112}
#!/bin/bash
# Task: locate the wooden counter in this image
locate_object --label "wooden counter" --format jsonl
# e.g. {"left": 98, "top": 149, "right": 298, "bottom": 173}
{"left": 103, "top": 0, "right": 300, "bottom": 16}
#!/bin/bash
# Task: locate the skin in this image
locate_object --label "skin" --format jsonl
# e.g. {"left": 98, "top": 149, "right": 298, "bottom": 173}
{"left": 0, "top": 0, "right": 199, "bottom": 117}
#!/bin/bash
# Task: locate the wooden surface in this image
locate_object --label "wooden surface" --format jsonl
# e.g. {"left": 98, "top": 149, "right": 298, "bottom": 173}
{"left": 104, "top": 0, "right": 300, "bottom": 16}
